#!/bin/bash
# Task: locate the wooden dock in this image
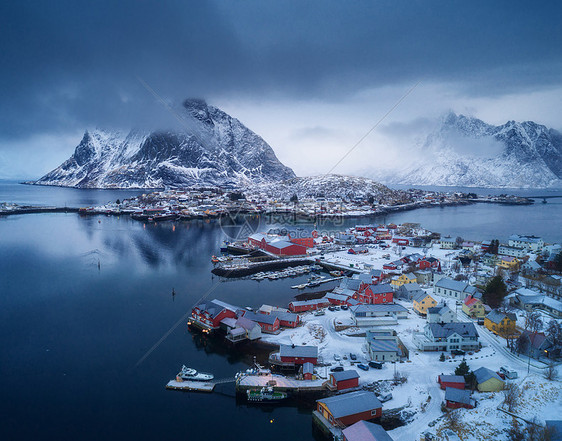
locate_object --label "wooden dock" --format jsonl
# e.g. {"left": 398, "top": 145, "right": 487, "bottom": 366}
{"left": 165, "top": 380, "right": 215, "bottom": 392}
{"left": 236, "top": 373, "right": 327, "bottom": 393}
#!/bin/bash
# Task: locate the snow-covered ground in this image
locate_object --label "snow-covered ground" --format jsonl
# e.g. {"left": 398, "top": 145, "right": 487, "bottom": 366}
{"left": 319, "top": 241, "right": 461, "bottom": 275}
{"left": 262, "top": 294, "right": 562, "bottom": 440}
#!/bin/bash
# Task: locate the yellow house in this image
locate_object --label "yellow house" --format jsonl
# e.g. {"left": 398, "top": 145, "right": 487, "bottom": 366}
{"left": 412, "top": 292, "right": 437, "bottom": 316}
{"left": 497, "top": 256, "right": 519, "bottom": 270}
{"left": 391, "top": 272, "right": 417, "bottom": 288}
{"left": 462, "top": 295, "right": 486, "bottom": 318}
{"left": 474, "top": 367, "right": 505, "bottom": 392}
{"left": 484, "top": 310, "right": 517, "bottom": 336}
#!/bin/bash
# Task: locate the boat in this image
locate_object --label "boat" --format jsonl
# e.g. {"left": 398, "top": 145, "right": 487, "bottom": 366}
{"left": 211, "top": 255, "right": 219, "bottom": 264}
{"left": 330, "top": 270, "right": 343, "bottom": 277}
{"left": 177, "top": 365, "right": 214, "bottom": 382}
{"left": 246, "top": 386, "right": 287, "bottom": 402}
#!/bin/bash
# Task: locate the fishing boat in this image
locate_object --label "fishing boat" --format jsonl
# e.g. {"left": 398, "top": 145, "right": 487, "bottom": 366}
{"left": 246, "top": 386, "right": 287, "bottom": 402}
{"left": 177, "top": 365, "right": 214, "bottom": 382}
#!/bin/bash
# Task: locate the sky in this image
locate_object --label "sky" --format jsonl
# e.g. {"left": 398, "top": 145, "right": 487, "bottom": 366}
{"left": 1, "top": 0, "right": 562, "bottom": 179}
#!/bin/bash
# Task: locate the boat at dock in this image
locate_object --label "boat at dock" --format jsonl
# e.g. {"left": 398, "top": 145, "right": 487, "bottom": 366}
{"left": 177, "top": 365, "right": 214, "bottom": 382}
{"left": 246, "top": 386, "right": 287, "bottom": 402}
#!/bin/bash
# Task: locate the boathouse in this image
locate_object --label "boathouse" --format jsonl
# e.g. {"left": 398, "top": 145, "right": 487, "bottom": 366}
{"left": 279, "top": 344, "right": 318, "bottom": 365}
{"left": 316, "top": 391, "right": 382, "bottom": 427}
{"left": 265, "top": 239, "right": 308, "bottom": 256}
{"left": 330, "top": 370, "right": 359, "bottom": 391}
{"left": 275, "top": 311, "right": 301, "bottom": 328}
{"left": 288, "top": 298, "right": 330, "bottom": 312}
{"left": 190, "top": 299, "right": 239, "bottom": 331}
{"left": 438, "top": 375, "right": 465, "bottom": 390}
{"left": 240, "top": 310, "right": 280, "bottom": 333}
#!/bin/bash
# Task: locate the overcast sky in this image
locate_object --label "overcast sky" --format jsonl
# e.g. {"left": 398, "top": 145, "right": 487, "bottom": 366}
{"left": 1, "top": 0, "right": 561, "bottom": 179}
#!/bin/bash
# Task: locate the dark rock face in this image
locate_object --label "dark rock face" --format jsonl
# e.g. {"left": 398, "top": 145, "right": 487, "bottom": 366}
{"left": 35, "top": 100, "right": 295, "bottom": 189}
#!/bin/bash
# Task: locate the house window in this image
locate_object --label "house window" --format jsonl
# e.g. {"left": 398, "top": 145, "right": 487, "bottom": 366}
{"left": 371, "top": 409, "right": 378, "bottom": 416}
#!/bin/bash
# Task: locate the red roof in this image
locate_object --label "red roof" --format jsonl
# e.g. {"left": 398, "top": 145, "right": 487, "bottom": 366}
{"left": 464, "top": 296, "right": 479, "bottom": 307}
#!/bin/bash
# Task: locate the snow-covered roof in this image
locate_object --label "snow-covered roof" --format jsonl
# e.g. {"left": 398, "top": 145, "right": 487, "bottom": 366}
{"left": 279, "top": 344, "right": 318, "bottom": 358}
{"left": 445, "top": 387, "right": 473, "bottom": 405}
{"left": 485, "top": 310, "right": 516, "bottom": 324}
{"left": 474, "top": 367, "right": 503, "bottom": 384}
{"left": 427, "top": 322, "right": 478, "bottom": 339}
{"left": 351, "top": 304, "right": 407, "bottom": 314}
{"left": 317, "top": 391, "right": 381, "bottom": 418}
{"left": 331, "top": 370, "right": 360, "bottom": 382}
{"left": 342, "top": 421, "right": 393, "bottom": 441}
{"left": 435, "top": 278, "right": 477, "bottom": 295}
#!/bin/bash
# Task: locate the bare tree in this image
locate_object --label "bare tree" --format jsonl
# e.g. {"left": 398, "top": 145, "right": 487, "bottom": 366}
{"left": 546, "top": 319, "right": 562, "bottom": 351}
{"left": 525, "top": 417, "right": 557, "bottom": 441}
{"left": 392, "top": 370, "right": 408, "bottom": 385}
{"left": 503, "top": 382, "right": 520, "bottom": 412}
{"left": 545, "top": 362, "right": 558, "bottom": 381}
{"left": 524, "top": 311, "right": 543, "bottom": 335}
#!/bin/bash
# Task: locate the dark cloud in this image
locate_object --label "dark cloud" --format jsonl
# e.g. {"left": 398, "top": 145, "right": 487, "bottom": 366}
{"left": 0, "top": 0, "right": 561, "bottom": 140}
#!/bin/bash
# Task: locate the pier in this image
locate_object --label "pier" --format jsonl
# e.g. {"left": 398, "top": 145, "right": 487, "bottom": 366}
{"left": 211, "top": 256, "right": 315, "bottom": 278}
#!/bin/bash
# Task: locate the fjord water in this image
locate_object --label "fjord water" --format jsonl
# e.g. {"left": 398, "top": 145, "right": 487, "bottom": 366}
{"left": 1, "top": 183, "right": 561, "bottom": 441}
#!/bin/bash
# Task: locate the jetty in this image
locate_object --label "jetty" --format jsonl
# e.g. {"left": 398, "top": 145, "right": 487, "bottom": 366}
{"left": 235, "top": 372, "right": 327, "bottom": 394}
{"left": 212, "top": 256, "right": 315, "bottom": 278}
{"left": 166, "top": 376, "right": 236, "bottom": 393}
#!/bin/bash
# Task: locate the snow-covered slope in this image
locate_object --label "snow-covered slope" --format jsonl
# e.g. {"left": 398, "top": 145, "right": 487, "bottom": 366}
{"left": 34, "top": 99, "right": 295, "bottom": 189}
{"left": 252, "top": 174, "right": 403, "bottom": 200}
{"left": 386, "top": 112, "right": 562, "bottom": 188}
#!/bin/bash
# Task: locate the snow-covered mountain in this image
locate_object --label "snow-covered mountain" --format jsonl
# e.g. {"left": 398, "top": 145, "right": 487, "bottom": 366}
{"left": 250, "top": 174, "right": 403, "bottom": 201}
{"left": 385, "top": 112, "right": 562, "bottom": 188}
{"left": 34, "top": 99, "right": 295, "bottom": 188}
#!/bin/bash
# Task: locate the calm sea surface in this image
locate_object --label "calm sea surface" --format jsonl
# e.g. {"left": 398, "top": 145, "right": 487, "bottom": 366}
{"left": 0, "top": 182, "right": 560, "bottom": 440}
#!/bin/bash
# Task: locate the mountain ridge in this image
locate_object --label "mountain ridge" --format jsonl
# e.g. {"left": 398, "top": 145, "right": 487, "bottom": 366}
{"left": 384, "top": 112, "right": 562, "bottom": 188}
{"left": 33, "top": 99, "right": 296, "bottom": 189}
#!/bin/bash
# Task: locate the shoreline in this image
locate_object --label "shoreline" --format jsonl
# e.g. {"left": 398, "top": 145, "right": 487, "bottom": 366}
{"left": 0, "top": 197, "right": 533, "bottom": 219}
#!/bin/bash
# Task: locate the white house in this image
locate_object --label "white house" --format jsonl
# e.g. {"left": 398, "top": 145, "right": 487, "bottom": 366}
{"left": 508, "top": 235, "right": 544, "bottom": 252}
{"left": 427, "top": 305, "right": 457, "bottom": 323}
{"left": 413, "top": 322, "right": 479, "bottom": 352}
{"left": 434, "top": 278, "right": 478, "bottom": 301}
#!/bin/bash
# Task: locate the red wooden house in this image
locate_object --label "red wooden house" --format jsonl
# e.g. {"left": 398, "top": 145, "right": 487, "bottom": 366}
{"left": 392, "top": 236, "right": 410, "bottom": 246}
{"left": 240, "top": 310, "right": 280, "bottom": 333}
{"left": 289, "top": 298, "right": 331, "bottom": 312}
{"left": 438, "top": 375, "right": 465, "bottom": 390}
{"left": 419, "top": 257, "right": 440, "bottom": 270}
{"left": 353, "top": 284, "right": 393, "bottom": 304}
{"left": 190, "top": 299, "right": 238, "bottom": 331}
{"left": 317, "top": 391, "right": 382, "bottom": 427}
{"left": 275, "top": 311, "right": 301, "bottom": 328}
{"left": 265, "top": 239, "right": 307, "bottom": 256}
{"left": 445, "top": 387, "right": 475, "bottom": 409}
{"left": 330, "top": 370, "right": 360, "bottom": 391}
{"left": 279, "top": 344, "right": 318, "bottom": 365}
{"left": 303, "top": 362, "right": 314, "bottom": 380}
{"left": 289, "top": 232, "right": 315, "bottom": 248}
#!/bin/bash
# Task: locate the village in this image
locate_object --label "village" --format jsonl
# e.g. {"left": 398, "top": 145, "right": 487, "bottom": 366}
{"left": 0, "top": 184, "right": 530, "bottom": 220}
{"left": 183, "top": 224, "right": 562, "bottom": 441}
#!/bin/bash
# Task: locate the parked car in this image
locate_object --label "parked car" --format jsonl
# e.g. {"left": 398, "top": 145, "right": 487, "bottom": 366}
{"left": 349, "top": 353, "right": 357, "bottom": 361}
{"left": 377, "top": 393, "right": 393, "bottom": 403}
{"left": 333, "top": 354, "right": 341, "bottom": 361}
{"left": 369, "top": 361, "right": 383, "bottom": 369}
{"left": 328, "top": 306, "right": 336, "bottom": 311}
{"left": 451, "top": 349, "right": 465, "bottom": 356}
{"left": 357, "top": 363, "right": 369, "bottom": 371}
{"left": 314, "top": 310, "right": 326, "bottom": 316}
{"left": 500, "top": 366, "right": 518, "bottom": 379}
{"left": 341, "top": 305, "right": 349, "bottom": 310}
{"left": 330, "top": 366, "right": 344, "bottom": 372}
